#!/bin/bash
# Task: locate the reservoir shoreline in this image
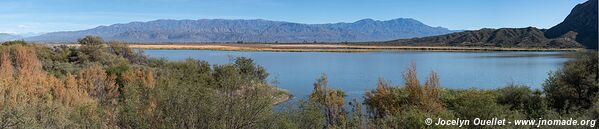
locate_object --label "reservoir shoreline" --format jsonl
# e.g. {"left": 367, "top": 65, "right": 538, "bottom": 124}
{"left": 143, "top": 49, "right": 571, "bottom": 99}
{"left": 46, "top": 43, "right": 584, "bottom": 52}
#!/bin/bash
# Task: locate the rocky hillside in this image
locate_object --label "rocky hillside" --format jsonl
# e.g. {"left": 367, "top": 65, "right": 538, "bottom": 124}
{"left": 545, "top": 0, "right": 598, "bottom": 49}
{"left": 385, "top": 27, "right": 582, "bottom": 48}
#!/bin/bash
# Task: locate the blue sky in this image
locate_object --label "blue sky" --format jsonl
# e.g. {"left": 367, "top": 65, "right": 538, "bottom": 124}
{"left": 0, "top": 0, "right": 587, "bottom": 34}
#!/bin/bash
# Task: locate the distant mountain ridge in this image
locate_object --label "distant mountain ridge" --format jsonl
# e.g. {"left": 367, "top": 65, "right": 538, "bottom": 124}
{"left": 27, "top": 18, "right": 457, "bottom": 43}
{"left": 0, "top": 33, "right": 21, "bottom": 42}
{"left": 386, "top": 0, "right": 597, "bottom": 49}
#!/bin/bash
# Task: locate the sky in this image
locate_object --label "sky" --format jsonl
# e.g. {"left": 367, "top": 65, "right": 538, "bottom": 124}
{"left": 0, "top": 0, "right": 588, "bottom": 35}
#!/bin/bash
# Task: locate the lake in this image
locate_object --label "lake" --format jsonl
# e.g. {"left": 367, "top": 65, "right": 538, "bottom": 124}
{"left": 144, "top": 50, "right": 571, "bottom": 99}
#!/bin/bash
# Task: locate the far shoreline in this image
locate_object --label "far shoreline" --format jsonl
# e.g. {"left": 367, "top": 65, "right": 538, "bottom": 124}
{"left": 44, "top": 43, "right": 585, "bottom": 52}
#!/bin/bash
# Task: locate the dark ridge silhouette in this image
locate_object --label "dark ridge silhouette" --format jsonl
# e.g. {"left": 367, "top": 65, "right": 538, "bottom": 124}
{"left": 545, "top": 0, "right": 598, "bottom": 49}
{"left": 384, "top": 27, "right": 581, "bottom": 48}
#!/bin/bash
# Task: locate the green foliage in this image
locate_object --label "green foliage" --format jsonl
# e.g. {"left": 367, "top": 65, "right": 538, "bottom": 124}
{"left": 590, "top": 96, "right": 599, "bottom": 120}
{"left": 78, "top": 35, "right": 104, "bottom": 46}
{"left": 78, "top": 36, "right": 104, "bottom": 61}
{"left": 278, "top": 100, "right": 326, "bottom": 129}
{"left": 496, "top": 85, "right": 548, "bottom": 119}
{"left": 118, "top": 83, "right": 153, "bottom": 129}
{"left": 445, "top": 89, "right": 524, "bottom": 128}
{"left": 1, "top": 37, "right": 598, "bottom": 128}
{"left": 497, "top": 84, "right": 533, "bottom": 110}
{"left": 544, "top": 52, "right": 599, "bottom": 113}
{"left": 234, "top": 57, "right": 269, "bottom": 81}
{"left": 0, "top": 39, "right": 283, "bottom": 128}
{"left": 525, "top": 90, "right": 548, "bottom": 119}
{"left": 446, "top": 89, "right": 501, "bottom": 119}
{"left": 348, "top": 99, "right": 366, "bottom": 129}
{"left": 0, "top": 103, "right": 74, "bottom": 128}
{"left": 2, "top": 40, "right": 27, "bottom": 46}
{"left": 75, "top": 36, "right": 130, "bottom": 66}
{"left": 151, "top": 57, "right": 277, "bottom": 128}
{"left": 108, "top": 41, "right": 148, "bottom": 65}
{"left": 72, "top": 103, "right": 107, "bottom": 128}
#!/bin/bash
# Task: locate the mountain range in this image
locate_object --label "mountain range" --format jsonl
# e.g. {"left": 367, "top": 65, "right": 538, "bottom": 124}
{"left": 27, "top": 18, "right": 457, "bottom": 43}
{"left": 0, "top": 33, "right": 21, "bottom": 42}
{"left": 21, "top": 0, "right": 598, "bottom": 49}
{"left": 386, "top": 0, "right": 597, "bottom": 49}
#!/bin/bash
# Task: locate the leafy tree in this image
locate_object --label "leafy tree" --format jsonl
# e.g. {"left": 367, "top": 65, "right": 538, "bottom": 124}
{"left": 107, "top": 41, "right": 148, "bottom": 65}
{"left": 497, "top": 84, "right": 533, "bottom": 110}
{"left": 211, "top": 58, "right": 275, "bottom": 129}
{"left": 496, "top": 84, "right": 549, "bottom": 118}
{"left": 544, "top": 52, "right": 598, "bottom": 113}
{"left": 234, "top": 57, "right": 268, "bottom": 81}
{"left": 78, "top": 36, "right": 110, "bottom": 64}
{"left": 78, "top": 35, "right": 104, "bottom": 46}
{"left": 153, "top": 59, "right": 214, "bottom": 128}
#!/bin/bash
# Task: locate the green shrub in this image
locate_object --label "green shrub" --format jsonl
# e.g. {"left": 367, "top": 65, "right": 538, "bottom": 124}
{"left": 2, "top": 40, "right": 27, "bottom": 46}
{"left": 544, "top": 52, "right": 598, "bottom": 113}
{"left": 445, "top": 89, "right": 524, "bottom": 128}
{"left": 496, "top": 85, "right": 549, "bottom": 118}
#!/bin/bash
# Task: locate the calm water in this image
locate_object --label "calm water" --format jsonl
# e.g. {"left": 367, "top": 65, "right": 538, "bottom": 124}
{"left": 144, "top": 50, "right": 571, "bottom": 98}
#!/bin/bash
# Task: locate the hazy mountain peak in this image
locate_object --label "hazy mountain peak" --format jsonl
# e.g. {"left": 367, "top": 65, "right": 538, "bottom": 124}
{"left": 0, "top": 33, "right": 22, "bottom": 42}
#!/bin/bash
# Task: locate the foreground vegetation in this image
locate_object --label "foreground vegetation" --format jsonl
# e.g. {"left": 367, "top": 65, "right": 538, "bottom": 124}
{"left": 0, "top": 36, "right": 597, "bottom": 128}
